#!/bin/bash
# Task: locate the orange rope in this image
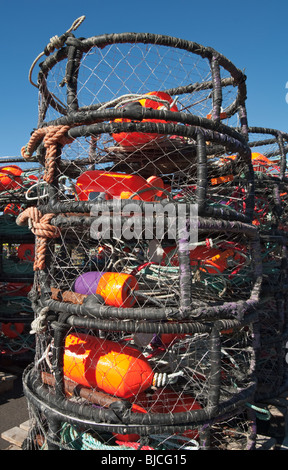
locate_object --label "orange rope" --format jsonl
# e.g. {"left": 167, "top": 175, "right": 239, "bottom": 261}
{"left": 21, "top": 125, "right": 73, "bottom": 183}
{"left": 16, "top": 207, "right": 60, "bottom": 271}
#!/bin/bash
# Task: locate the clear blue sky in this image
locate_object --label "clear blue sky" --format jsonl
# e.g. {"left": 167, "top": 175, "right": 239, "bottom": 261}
{"left": 1, "top": 0, "right": 287, "bottom": 157}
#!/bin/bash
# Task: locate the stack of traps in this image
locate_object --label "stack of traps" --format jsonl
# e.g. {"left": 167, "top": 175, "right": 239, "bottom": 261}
{"left": 0, "top": 162, "right": 41, "bottom": 361}
{"left": 20, "top": 32, "right": 286, "bottom": 450}
{"left": 246, "top": 127, "right": 288, "bottom": 401}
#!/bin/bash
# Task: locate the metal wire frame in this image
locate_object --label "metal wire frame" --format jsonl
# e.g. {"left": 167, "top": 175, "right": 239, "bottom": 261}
{"left": 242, "top": 126, "right": 288, "bottom": 401}
{"left": 35, "top": 32, "right": 248, "bottom": 134}
{"left": 22, "top": 390, "right": 257, "bottom": 450}
{"left": 20, "top": 29, "right": 282, "bottom": 451}
{"left": 21, "top": 202, "right": 262, "bottom": 324}
{"left": 23, "top": 120, "right": 254, "bottom": 226}
{"left": 22, "top": 310, "right": 258, "bottom": 450}
{"left": 247, "top": 126, "right": 288, "bottom": 180}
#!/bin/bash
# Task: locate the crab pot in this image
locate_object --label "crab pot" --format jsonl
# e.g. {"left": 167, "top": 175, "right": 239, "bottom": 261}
{"left": 22, "top": 311, "right": 258, "bottom": 450}
{"left": 244, "top": 127, "right": 288, "bottom": 400}
{"left": 36, "top": 33, "right": 248, "bottom": 128}
{"left": 18, "top": 28, "right": 267, "bottom": 451}
{"left": 0, "top": 158, "right": 41, "bottom": 364}
{"left": 246, "top": 127, "right": 288, "bottom": 230}
{"left": 0, "top": 213, "right": 36, "bottom": 363}
{"left": 24, "top": 32, "right": 254, "bottom": 225}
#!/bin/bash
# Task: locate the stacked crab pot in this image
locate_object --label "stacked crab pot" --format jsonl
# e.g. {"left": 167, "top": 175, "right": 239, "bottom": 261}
{"left": 20, "top": 32, "right": 264, "bottom": 450}
{"left": 244, "top": 127, "right": 288, "bottom": 401}
{"left": 0, "top": 161, "right": 41, "bottom": 364}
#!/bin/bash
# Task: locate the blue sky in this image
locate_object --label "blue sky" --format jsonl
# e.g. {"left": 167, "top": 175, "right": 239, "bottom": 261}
{"left": 1, "top": 0, "right": 287, "bottom": 157}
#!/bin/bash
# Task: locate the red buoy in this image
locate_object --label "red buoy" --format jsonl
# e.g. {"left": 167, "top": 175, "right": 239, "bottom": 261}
{"left": 112, "top": 91, "right": 178, "bottom": 147}
{"left": 1, "top": 322, "right": 25, "bottom": 338}
{"left": 76, "top": 170, "right": 164, "bottom": 201}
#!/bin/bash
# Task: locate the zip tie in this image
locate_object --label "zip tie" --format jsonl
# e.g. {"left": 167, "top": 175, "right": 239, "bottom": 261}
{"left": 152, "top": 370, "right": 184, "bottom": 387}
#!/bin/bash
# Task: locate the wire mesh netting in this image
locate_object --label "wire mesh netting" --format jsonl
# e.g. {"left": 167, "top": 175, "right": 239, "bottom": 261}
{"left": 5, "top": 22, "right": 286, "bottom": 451}
{"left": 0, "top": 162, "right": 41, "bottom": 361}
{"left": 245, "top": 127, "right": 288, "bottom": 401}
{"left": 22, "top": 317, "right": 257, "bottom": 450}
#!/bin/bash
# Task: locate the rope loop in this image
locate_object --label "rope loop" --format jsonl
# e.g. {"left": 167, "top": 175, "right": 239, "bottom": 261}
{"left": 30, "top": 306, "right": 50, "bottom": 334}
{"left": 21, "top": 125, "right": 73, "bottom": 183}
{"left": 16, "top": 207, "right": 60, "bottom": 271}
{"left": 28, "top": 16, "right": 86, "bottom": 87}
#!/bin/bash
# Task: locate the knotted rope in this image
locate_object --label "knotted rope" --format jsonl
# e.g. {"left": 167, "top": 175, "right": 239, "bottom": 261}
{"left": 16, "top": 206, "right": 60, "bottom": 271}
{"left": 30, "top": 306, "right": 50, "bottom": 334}
{"left": 28, "top": 16, "right": 85, "bottom": 88}
{"left": 21, "top": 125, "right": 72, "bottom": 183}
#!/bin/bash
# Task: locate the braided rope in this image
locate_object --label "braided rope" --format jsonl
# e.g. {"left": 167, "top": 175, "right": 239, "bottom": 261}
{"left": 16, "top": 207, "right": 60, "bottom": 271}
{"left": 21, "top": 125, "right": 72, "bottom": 183}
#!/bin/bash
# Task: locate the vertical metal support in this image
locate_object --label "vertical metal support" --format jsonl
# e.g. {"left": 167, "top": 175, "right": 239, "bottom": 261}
{"left": 43, "top": 316, "right": 70, "bottom": 449}
{"left": 210, "top": 54, "right": 222, "bottom": 121}
{"left": 65, "top": 45, "right": 83, "bottom": 113}
{"left": 45, "top": 414, "right": 62, "bottom": 450}
{"left": 207, "top": 326, "right": 221, "bottom": 412}
{"left": 277, "top": 132, "right": 287, "bottom": 180}
{"left": 177, "top": 215, "right": 192, "bottom": 318}
{"left": 196, "top": 130, "right": 207, "bottom": 216}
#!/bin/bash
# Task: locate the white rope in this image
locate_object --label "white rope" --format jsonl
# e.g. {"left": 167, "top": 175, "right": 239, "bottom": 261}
{"left": 28, "top": 16, "right": 86, "bottom": 88}
{"left": 30, "top": 306, "right": 50, "bottom": 334}
{"left": 97, "top": 93, "right": 178, "bottom": 111}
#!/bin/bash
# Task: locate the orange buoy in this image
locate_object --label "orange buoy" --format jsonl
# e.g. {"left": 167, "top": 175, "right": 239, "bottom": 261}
{"left": 162, "top": 245, "right": 236, "bottom": 274}
{"left": 0, "top": 165, "right": 22, "bottom": 191}
{"left": 206, "top": 111, "right": 227, "bottom": 120}
{"left": 64, "top": 333, "right": 154, "bottom": 399}
{"left": 73, "top": 271, "right": 138, "bottom": 308}
{"left": 76, "top": 170, "right": 164, "bottom": 201}
{"left": 251, "top": 152, "right": 276, "bottom": 173}
{"left": 112, "top": 91, "right": 178, "bottom": 147}
{"left": 220, "top": 152, "right": 277, "bottom": 173}
{"left": 1, "top": 322, "right": 25, "bottom": 338}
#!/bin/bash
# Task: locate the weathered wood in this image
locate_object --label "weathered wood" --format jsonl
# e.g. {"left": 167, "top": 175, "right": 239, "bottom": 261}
{"left": 1, "top": 426, "right": 28, "bottom": 447}
{"left": 0, "top": 371, "right": 17, "bottom": 394}
{"left": 4, "top": 444, "right": 22, "bottom": 450}
{"left": 19, "top": 420, "right": 31, "bottom": 432}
